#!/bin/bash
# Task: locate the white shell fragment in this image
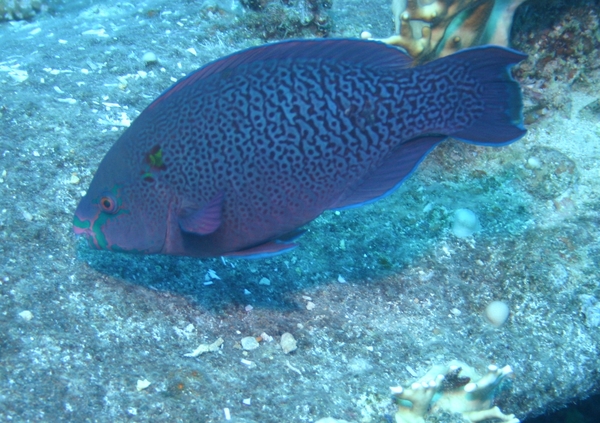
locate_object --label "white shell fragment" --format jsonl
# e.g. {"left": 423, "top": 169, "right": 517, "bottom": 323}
{"left": 142, "top": 52, "right": 158, "bottom": 65}
{"left": 260, "top": 332, "right": 273, "bottom": 342}
{"left": 184, "top": 337, "right": 224, "bottom": 357}
{"left": 485, "top": 301, "right": 510, "bottom": 327}
{"left": 280, "top": 332, "right": 297, "bottom": 354}
{"left": 136, "top": 379, "right": 151, "bottom": 391}
{"left": 0, "top": 65, "right": 29, "bottom": 83}
{"left": 205, "top": 269, "right": 221, "bottom": 280}
{"left": 82, "top": 28, "right": 109, "bottom": 37}
{"left": 526, "top": 156, "right": 542, "bottom": 169}
{"left": 452, "top": 208, "right": 481, "bottom": 238}
{"left": 240, "top": 358, "right": 254, "bottom": 367}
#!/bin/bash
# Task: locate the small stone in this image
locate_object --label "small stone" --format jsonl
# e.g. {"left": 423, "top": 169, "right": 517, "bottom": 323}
{"left": 19, "top": 310, "right": 34, "bottom": 321}
{"left": 526, "top": 156, "right": 542, "bottom": 169}
{"left": 259, "top": 277, "right": 270, "bottom": 285}
{"left": 142, "top": 52, "right": 158, "bottom": 65}
{"left": 136, "top": 379, "right": 151, "bottom": 391}
{"left": 306, "top": 301, "right": 316, "bottom": 310}
{"left": 280, "top": 332, "right": 297, "bottom": 354}
{"left": 241, "top": 336, "right": 260, "bottom": 350}
{"left": 69, "top": 174, "right": 80, "bottom": 184}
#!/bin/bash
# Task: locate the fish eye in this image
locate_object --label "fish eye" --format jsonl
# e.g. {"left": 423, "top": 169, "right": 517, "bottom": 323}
{"left": 99, "top": 194, "right": 118, "bottom": 214}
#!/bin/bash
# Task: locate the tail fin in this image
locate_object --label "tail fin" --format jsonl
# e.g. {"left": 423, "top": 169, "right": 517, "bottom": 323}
{"left": 445, "top": 46, "right": 527, "bottom": 146}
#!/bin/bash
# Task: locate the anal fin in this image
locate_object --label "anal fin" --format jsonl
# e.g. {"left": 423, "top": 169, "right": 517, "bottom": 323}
{"left": 223, "top": 230, "right": 305, "bottom": 259}
{"left": 330, "top": 135, "right": 446, "bottom": 210}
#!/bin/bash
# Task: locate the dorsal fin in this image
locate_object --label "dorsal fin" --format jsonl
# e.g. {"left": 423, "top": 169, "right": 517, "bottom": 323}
{"left": 149, "top": 39, "right": 413, "bottom": 108}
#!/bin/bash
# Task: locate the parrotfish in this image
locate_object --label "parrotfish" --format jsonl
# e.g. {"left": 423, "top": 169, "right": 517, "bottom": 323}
{"left": 73, "top": 39, "right": 526, "bottom": 258}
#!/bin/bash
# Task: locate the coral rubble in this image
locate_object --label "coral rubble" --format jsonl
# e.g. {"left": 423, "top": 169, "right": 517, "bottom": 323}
{"left": 391, "top": 362, "right": 518, "bottom": 423}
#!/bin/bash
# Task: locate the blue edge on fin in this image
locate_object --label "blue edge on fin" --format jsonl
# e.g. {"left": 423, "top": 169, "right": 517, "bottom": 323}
{"left": 224, "top": 230, "right": 306, "bottom": 259}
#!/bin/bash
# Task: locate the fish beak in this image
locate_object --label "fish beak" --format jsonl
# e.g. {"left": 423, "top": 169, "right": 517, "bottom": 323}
{"left": 73, "top": 214, "right": 97, "bottom": 246}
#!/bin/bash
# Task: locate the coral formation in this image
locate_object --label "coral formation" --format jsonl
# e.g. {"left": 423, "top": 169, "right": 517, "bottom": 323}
{"left": 511, "top": 0, "right": 600, "bottom": 122}
{"left": 517, "top": 147, "right": 577, "bottom": 201}
{"left": 0, "top": 0, "right": 43, "bottom": 21}
{"left": 380, "top": 0, "right": 526, "bottom": 63}
{"left": 391, "top": 362, "right": 518, "bottom": 423}
{"left": 241, "top": 0, "right": 332, "bottom": 39}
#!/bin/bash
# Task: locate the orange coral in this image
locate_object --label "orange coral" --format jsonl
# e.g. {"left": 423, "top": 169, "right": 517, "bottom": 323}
{"left": 380, "top": 0, "right": 526, "bottom": 63}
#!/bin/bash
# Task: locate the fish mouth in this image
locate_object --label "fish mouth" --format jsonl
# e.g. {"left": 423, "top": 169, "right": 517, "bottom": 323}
{"left": 73, "top": 214, "right": 100, "bottom": 249}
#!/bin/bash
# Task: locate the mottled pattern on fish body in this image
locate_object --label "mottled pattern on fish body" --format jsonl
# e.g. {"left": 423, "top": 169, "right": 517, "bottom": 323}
{"left": 74, "top": 39, "right": 525, "bottom": 258}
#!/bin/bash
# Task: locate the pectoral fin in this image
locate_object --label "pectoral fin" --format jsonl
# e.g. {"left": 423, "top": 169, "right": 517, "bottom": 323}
{"left": 178, "top": 192, "right": 224, "bottom": 235}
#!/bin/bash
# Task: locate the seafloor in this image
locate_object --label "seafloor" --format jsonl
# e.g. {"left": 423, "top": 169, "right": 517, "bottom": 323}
{"left": 1, "top": 0, "right": 599, "bottom": 422}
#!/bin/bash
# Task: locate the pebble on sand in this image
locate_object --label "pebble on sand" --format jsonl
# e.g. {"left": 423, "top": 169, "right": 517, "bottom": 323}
{"left": 280, "top": 332, "right": 297, "bottom": 354}
{"left": 19, "top": 310, "right": 34, "bottom": 321}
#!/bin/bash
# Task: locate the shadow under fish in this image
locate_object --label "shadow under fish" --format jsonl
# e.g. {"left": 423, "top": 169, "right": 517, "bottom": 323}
{"left": 73, "top": 38, "right": 526, "bottom": 259}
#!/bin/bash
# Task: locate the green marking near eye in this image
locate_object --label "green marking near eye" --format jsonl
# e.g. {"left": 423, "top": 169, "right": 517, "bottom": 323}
{"left": 91, "top": 185, "right": 129, "bottom": 250}
{"left": 73, "top": 215, "right": 90, "bottom": 230}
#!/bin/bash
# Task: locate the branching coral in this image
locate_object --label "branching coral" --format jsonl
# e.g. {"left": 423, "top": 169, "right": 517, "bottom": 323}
{"left": 391, "top": 361, "right": 519, "bottom": 423}
{"left": 379, "top": 0, "right": 526, "bottom": 63}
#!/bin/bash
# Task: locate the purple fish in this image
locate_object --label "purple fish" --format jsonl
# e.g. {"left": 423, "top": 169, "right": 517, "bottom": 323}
{"left": 73, "top": 39, "right": 526, "bottom": 258}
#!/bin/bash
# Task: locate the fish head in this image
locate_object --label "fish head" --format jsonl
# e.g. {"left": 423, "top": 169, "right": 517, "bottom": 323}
{"left": 73, "top": 140, "right": 172, "bottom": 255}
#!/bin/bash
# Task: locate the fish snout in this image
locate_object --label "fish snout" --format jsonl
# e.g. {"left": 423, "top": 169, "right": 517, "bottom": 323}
{"left": 73, "top": 214, "right": 97, "bottom": 245}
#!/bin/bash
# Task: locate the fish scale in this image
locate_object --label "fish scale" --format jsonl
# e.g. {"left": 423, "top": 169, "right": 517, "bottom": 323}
{"left": 74, "top": 39, "right": 526, "bottom": 258}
